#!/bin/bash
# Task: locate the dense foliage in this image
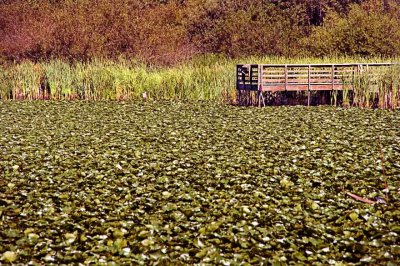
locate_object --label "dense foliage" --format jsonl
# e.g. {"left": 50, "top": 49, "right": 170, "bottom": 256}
{"left": 1, "top": 102, "right": 400, "bottom": 264}
{"left": 1, "top": 0, "right": 400, "bottom": 64}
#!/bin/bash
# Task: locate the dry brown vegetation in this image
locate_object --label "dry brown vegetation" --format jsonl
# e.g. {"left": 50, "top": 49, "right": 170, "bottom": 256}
{"left": 1, "top": 0, "right": 400, "bottom": 65}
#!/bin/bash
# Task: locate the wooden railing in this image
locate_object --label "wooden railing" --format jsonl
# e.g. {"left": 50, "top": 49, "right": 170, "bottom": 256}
{"left": 236, "top": 63, "right": 397, "bottom": 92}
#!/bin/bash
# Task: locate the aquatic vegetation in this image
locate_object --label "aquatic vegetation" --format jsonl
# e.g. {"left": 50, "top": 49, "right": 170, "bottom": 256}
{"left": 0, "top": 56, "right": 399, "bottom": 109}
{"left": 0, "top": 101, "right": 399, "bottom": 264}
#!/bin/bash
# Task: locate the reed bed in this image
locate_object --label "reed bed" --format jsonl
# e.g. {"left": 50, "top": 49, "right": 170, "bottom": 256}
{"left": 0, "top": 56, "right": 399, "bottom": 108}
{"left": 350, "top": 65, "right": 400, "bottom": 109}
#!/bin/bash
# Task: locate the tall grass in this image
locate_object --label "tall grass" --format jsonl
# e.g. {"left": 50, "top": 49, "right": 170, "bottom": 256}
{"left": 350, "top": 64, "right": 400, "bottom": 109}
{"left": 0, "top": 56, "right": 399, "bottom": 108}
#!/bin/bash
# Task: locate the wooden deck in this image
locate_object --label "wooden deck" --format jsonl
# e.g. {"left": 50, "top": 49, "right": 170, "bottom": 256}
{"left": 236, "top": 63, "right": 398, "bottom": 106}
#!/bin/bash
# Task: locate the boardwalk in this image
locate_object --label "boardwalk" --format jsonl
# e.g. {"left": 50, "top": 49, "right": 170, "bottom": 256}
{"left": 236, "top": 63, "right": 397, "bottom": 106}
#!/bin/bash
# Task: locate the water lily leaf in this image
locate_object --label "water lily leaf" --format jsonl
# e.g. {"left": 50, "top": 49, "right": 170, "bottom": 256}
{"left": 1, "top": 102, "right": 400, "bottom": 264}
{"left": 1, "top": 251, "right": 17, "bottom": 263}
{"left": 195, "top": 248, "right": 208, "bottom": 258}
{"left": 349, "top": 212, "right": 359, "bottom": 222}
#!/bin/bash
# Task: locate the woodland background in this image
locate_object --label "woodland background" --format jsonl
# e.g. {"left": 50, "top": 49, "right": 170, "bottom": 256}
{"left": 1, "top": 0, "right": 400, "bottom": 65}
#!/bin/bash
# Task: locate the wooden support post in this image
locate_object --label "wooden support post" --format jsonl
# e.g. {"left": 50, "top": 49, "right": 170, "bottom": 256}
{"left": 258, "top": 65, "right": 263, "bottom": 107}
{"left": 307, "top": 65, "right": 311, "bottom": 106}
{"left": 258, "top": 65, "right": 262, "bottom": 92}
{"left": 236, "top": 65, "right": 241, "bottom": 105}
{"left": 284, "top": 65, "right": 288, "bottom": 91}
{"left": 249, "top": 66, "right": 253, "bottom": 106}
{"left": 236, "top": 65, "right": 239, "bottom": 90}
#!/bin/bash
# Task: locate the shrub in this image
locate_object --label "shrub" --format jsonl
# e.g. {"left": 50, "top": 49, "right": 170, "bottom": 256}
{"left": 305, "top": 0, "right": 400, "bottom": 57}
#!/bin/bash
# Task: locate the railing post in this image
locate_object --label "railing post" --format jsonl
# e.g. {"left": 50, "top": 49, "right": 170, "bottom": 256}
{"left": 284, "top": 65, "right": 288, "bottom": 91}
{"left": 258, "top": 65, "right": 262, "bottom": 92}
{"left": 236, "top": 64, "right": 242, "bottom": 105}
{"left": 307, "top": 65, "right": 311, "bottom": 106}
{"left": 236, "top": 65, "right": 239, "bottom": 90}
{"left": 249, "top": 65, "right": 253, "bottom": 90}
{"left": 258, "top": 64, "right": 262, "bottom": 107}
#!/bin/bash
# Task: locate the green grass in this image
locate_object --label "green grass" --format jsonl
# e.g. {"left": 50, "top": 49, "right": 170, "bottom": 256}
{"left": 0, "top": 56, "right": 399, "bottom": 108}
{"left": 0, "top": 101, "right": 399, "bottom": 264}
